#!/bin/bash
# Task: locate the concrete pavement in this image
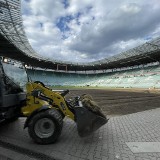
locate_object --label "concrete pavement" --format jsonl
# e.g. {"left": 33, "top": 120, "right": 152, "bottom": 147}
{"left": 0, "top": 108, "right": 160, "bottom": 160}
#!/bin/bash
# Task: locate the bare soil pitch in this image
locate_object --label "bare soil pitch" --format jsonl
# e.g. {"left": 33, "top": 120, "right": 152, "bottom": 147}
{"left": 66, "top": 88, "right": 160, "bottom": 118}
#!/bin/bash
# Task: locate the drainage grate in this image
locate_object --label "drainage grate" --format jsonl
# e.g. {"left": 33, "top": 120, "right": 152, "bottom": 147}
{"left": 0, "top": 139, "right": 57, "bottom": 160}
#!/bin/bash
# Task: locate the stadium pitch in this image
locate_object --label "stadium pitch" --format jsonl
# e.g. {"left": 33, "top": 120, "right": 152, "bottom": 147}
{"left": 59, "top": 87, "right": 160, "bottom": 118}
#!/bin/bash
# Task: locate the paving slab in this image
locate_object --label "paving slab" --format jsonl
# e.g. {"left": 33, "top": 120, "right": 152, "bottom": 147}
{"left": 126, "top": 142, "right": 160, "bottom": 153}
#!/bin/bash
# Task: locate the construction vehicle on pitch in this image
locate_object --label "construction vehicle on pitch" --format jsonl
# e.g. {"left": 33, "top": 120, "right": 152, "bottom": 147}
{"left": 0, "top": 57, "right": 108, "bottom": 144}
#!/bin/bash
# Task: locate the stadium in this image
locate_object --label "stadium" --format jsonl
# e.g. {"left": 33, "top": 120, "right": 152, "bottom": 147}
{"left": 0, "top": 0, "right": 160, "bottom": 160}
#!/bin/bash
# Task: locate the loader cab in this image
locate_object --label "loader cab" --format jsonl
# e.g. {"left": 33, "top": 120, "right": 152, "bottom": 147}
{"left": 1, "top": 57, "right": 28, "bottom": 91}
{"left": 0, "top": 57, "right": 27, "bottom": 122}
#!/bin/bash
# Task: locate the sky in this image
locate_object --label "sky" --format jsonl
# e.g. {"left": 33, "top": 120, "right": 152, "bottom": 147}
{"left": 21, "top": 0, "right": 160, "bottom": 63}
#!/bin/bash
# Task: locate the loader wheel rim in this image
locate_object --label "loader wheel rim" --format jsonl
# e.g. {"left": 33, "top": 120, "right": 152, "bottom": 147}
{"left": 34, "top": 118, "right": 55, "bottom": 138}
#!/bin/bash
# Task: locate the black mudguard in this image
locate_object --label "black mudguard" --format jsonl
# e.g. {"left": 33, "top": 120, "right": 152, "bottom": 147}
{"left": 74, "top": 106, "right": 108, "bottom": 137}
{"left": 24, "top": 105, "right": 50, "bottom": 129}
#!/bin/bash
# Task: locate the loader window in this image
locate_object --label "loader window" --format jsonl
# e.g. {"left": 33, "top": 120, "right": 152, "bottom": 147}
{"left": 2, "top": 62, "right": 28, "bottom": 90}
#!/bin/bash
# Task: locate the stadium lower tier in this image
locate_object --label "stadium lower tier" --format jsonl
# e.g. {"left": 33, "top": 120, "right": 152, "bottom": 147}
{"left": 27, "top": 65, "right": 160, "bottom": 89}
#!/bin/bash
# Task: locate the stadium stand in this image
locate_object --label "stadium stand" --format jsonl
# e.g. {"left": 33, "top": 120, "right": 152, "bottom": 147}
{"left": 27, "top": 63, "right": 160, "bottom": 89}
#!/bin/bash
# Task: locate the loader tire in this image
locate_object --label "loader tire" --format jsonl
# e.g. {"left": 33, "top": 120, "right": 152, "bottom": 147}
{"left": 28, "top": 109, "right": 63, "bottom": 144}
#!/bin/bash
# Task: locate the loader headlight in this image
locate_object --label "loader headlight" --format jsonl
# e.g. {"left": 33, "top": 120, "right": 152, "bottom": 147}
{"left": 3, "top": 58, "right": 8, "bottom": 63}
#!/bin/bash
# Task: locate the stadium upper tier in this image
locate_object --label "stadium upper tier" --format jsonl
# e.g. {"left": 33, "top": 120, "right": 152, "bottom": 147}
{"left": 0, "top": 0, "right": 160, "bottom": 71}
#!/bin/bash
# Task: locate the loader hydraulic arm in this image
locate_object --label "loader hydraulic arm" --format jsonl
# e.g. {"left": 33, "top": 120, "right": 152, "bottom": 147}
{"left": 26, "top": 82, "right": 75, "bottom": 120}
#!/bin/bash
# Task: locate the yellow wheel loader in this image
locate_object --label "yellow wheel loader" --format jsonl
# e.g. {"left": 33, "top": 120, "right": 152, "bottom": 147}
{"left": 0, "top": 57, "right": 108, "bottom": 144}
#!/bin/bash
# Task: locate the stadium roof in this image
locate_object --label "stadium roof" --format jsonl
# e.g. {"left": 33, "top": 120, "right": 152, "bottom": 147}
{"left": 0, "top": 0, "right": 160, "bottom": 71}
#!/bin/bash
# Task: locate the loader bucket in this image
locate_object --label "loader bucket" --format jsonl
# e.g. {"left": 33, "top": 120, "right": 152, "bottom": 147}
{"left": 74, "top": 106, "right": 108, "bottom": 137}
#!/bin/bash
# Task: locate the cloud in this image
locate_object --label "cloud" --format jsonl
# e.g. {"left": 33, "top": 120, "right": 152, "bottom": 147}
{"left": 21, "top": 0, "right": 160, "bottom": 63}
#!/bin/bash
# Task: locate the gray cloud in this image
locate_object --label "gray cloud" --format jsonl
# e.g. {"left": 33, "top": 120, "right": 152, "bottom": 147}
{"left": 69, "top": 3, "right": 160, "bottom": 56}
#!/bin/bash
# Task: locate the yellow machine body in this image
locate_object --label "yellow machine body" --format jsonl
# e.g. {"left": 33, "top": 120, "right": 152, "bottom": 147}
{"left": 21, "top": 82, "right": 74, "bottom": 120}
{"left": 21, "top": 83, "right": 51, "bottom": 116}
